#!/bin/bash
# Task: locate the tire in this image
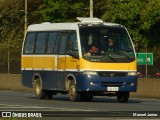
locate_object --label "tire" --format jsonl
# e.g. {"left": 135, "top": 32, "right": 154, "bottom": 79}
{"left": 69, "top": 81, "right": 81, "bottom": 102}
{"left": 34, "top": 78, "right": 53, "bottom": 99}
{"left": 117, "top": 92, "right": 129, "bottom": 103}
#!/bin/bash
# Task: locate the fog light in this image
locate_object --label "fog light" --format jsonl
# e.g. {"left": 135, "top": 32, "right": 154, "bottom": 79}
{"left": 128, "top": 71, "right": 137, "bottom": 76}
{"left": 90, "top": 81, "right": 94, "bottom": 85}
{"left": 130, "top": 82, "right": 135, "bottom": 86}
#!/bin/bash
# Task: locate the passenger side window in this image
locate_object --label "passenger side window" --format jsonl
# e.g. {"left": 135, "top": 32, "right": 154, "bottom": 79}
{"left": 47, "top": 32, "right": 58, "bottom": 54}
{"left": 23, "top": 32, "right": 36, "bottom": 54}
{"left": 68, "top": 31, "right": 78, "bottom": 51}
{"left": 59, "top": 34, "right": 67, "bottom": 55}
{"left": 35, "top": 32, "right": 48, "bottom": 54}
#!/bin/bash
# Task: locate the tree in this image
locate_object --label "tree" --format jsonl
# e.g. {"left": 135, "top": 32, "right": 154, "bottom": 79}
{"left": 101, "top": 0, "right": 147, "bottom": 47}
{"left": 27, "top": 0, "right": 45, "bottom": 24}
{"left": 0, "top": 0, "right": 24, "bottom": 49}
{"left": 0, "top": 0, "right": 44, "bottom": 48}
{"left": 140, "top": 0, "right": 160, "bottom": 48}
{"left": 101, "top": 0, "right": 160, "bottom": 50}
{"left": 0, "top": 0, "right": 24, "bottom": 73}
{"left": 0, "top": 0, "right": 44, "bottom": 73}
{"left": 40, "top": 0, "right": 90, "bottom": 22}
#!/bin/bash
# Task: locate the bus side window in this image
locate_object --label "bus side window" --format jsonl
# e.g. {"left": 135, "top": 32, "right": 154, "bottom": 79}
{"left": 68, "top": 31, "right": 78, "bottom": 51}
{"left": 35, "top": 32, "right": 48, "bottom": 54}
{"left": 47, "top": 32, "right": 58, "bottom": 54}
{"left": 23, "top": 32, "right": 36, "bottom": 54}
{"left": 59, "top": 34, "right": 67, "bottom": 55}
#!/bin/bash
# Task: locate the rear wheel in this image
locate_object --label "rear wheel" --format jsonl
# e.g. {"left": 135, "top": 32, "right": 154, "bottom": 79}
{"left": 69, "top": 81, "right": 81, "bottom": 102}
{"left": 33, "top": 78, "right": 53, "bottom": 99}
{"left": 117, "top": 92, "right": 129, "bottom": 103}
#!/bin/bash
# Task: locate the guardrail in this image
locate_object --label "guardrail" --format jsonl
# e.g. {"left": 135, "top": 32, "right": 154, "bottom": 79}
{"left": 0, "top": 74, "right": 160, "bottom": 99}
{"left": 0, "top": 74, "right": 32, "bottom": 91}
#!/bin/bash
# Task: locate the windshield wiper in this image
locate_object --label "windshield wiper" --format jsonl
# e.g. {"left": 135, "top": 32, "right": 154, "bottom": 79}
{"left": 103, "top": 52, "right": 117, "bottom": 62}
{"left": 114, "top": 51, "right": 133, "bottom": 60}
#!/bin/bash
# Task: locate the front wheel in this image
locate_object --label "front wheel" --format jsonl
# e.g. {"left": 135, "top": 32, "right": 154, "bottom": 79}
{"left": 117, "top": 92, "right": 129, "bottom": 103}
{"left": 69, "top": 81, "right": 81, "bottom": 102}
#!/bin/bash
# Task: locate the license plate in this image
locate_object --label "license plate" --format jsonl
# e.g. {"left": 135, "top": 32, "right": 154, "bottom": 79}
{"left": 107, "top": 87, "right": 119, "bottom": 91}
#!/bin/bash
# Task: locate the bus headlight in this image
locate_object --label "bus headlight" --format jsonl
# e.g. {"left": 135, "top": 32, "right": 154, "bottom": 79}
{"left": 83, "top": 71, "right": 98, "bottom": 75}
{"left": 130, "top": 82, "right": 135, "bottom": 86}
{"left": 90, "top": 81, "right": 94, "bottom": 85}
{"left": 128, "top": 71, "right": 137, "bottom": 76}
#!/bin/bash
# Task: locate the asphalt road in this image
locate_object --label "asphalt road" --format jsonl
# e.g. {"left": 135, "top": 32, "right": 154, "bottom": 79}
{"left": 0, "top": 90, "right": 160, "bottom": 119}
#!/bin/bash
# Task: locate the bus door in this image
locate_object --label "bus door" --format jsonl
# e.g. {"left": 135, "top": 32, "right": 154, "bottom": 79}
{"left": 57, "top": 32, "right": 68, "bottom": 89}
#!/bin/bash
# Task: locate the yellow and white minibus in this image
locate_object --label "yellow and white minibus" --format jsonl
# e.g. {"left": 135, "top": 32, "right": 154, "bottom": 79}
{"left": 21, "top": 17, "right": 137, "bottom": 102}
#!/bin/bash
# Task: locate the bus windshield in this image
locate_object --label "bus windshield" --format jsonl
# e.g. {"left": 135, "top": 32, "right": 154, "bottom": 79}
{"left": 79, "top": 25, "right": 135, "bottom": 63}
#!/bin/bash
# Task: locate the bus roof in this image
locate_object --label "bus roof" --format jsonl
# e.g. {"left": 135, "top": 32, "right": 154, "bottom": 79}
{"left": 27, "top": 23, "right": 79, "bottom": 31}
{"left": 27, "top": 18, "right": 123, "bottom": 32}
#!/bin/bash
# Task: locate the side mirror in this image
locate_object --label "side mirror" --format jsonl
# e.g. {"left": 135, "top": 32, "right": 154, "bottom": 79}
{"left": 67, "top": 51, "right": 79, "bottom": 59}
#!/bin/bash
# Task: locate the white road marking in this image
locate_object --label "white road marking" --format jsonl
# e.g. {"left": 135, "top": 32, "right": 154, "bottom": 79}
{"left": 0, "top": 104, "right": 95, "bottom": 111}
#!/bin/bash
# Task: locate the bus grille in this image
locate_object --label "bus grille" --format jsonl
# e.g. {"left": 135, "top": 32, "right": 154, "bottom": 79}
{"left": 98, "top": 72, "right": 126, "bottom": 77}
{"left": 101, "top": 82, "right": 124, "bottom": 87}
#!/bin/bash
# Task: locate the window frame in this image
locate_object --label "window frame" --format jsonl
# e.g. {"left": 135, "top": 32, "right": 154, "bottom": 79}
{"left": 23, "top": 32, "right": 37, "bottom": 54}
{"left": 34, "top": 32, "right": 49, "bottom": 54}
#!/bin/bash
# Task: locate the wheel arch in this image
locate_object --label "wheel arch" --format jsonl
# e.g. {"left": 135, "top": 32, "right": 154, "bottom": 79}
{"left": 32, "top": 73, "right": 42, "bottom": 88}
{"left": 65, "top": 73, "right": 77, "bottom": 91}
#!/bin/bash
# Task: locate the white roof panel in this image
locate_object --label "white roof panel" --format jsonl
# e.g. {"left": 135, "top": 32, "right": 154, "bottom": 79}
{"left": 27, "top": 23, "right": 78, "bottom": 31}
{"left": 77, "top": 17, "right": 103, "bottom": 23}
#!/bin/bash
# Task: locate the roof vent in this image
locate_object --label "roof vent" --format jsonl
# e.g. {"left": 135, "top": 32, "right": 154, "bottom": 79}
{"left": 41, "top": 22, "right": 51, "bottom": 24}
{"left": 77, "top": 17, "right": 103, "bottom": 23}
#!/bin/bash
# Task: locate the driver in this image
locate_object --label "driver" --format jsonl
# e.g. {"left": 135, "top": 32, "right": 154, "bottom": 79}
{"left": 101, "top": 38, "right": 114, "bottom": 53}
